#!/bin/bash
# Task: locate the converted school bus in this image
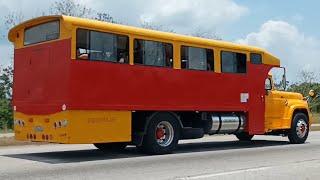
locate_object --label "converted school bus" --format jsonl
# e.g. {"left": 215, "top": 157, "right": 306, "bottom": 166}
{"left": 9, "top": 15, "right": 311, "bottom": 154}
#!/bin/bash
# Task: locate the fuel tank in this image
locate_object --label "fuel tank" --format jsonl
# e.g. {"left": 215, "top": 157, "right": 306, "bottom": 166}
{"left": 205, "top": 113, "right": 246, "bottom": 134}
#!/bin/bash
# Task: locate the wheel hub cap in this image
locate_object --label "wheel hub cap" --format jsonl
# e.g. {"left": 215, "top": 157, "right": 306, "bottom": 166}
{"left": 156, "top": 128, "right": 165, "bottom": 139}
{"left": 155, "top": 121, "right": 174, "bottom": 147}
{"left": 296, "top": 119, "right": 308, "bottom": 138}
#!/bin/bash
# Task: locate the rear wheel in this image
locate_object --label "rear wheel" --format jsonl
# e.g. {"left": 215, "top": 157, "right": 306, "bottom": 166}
{"left": 288, "top": 113, "right": 309, "bottom": 144}
{"left": 94, "top": 142, "right": 127, "bottom": 152}
{"left": 140, "top": 113, "right": 180, "bottom": 154}
{"left": 235, "top": 132, "right": 254, "bottom": 141}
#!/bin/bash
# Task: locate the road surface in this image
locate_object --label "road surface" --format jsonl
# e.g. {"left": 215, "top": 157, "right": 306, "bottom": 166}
{"left": 1, "top": 132, "right": 320, "bottom": 180}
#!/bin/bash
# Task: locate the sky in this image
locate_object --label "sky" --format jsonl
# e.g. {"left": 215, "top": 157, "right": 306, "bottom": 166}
{"left": 0, "top": 0, "right": 319, "bottom": 82}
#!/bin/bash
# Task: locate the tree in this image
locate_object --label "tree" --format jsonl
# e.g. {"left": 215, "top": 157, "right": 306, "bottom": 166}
{"left": 287, "top": 69, "right": 320, "bottom": 112}
{"left": 49, "top": 0, "right": 117, "bottom": 23}
{"left": 0, "top": 66, "right": 14, "bottom": 132}
{"left": 288, "top": 69, "right": 319, "bottom": 95}
{"left": 4, "top": 11, "right": 24, "bottom": 30}
{"left": 191, "top": 28, "right": 222, "bottom": 40}
{"left": 0, "top": 66, "right": 13, "bottom": 99}
{"left": 299, "top": 69, "right": 317, "bottom": 85}
{"left": 140, "top": 21, "right": 175, "bottom": 33}
{"left": 49, "top": 0, "right": 92, "bottom": 18}
{"left": 95, "top": 13, "right": 117, "bottom": 23}
{"left": 140, "top": 21, "right": 223, "bottom": 40}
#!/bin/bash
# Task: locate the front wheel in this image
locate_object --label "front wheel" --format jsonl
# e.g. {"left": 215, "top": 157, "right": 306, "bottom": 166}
{"left": 288, "top": 113, "right": 309, "bottom": 144}
{"left": 140, "top": 113, "right": 180, "bottom": 154}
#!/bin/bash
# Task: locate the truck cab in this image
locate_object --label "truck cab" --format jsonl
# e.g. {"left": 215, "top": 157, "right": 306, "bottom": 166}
{"left": 264, "top": 71, "right": 311, "bottom": 143}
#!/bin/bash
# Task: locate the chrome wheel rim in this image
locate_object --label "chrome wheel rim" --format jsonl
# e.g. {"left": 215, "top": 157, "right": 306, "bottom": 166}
{"left": 296, "top": 119, "right": 308, "bottom": 138}
{"left": 155, "top": 121, "right": 174, "bottom": 147}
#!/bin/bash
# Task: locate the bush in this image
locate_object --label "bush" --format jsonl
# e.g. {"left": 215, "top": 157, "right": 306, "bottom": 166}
{"left": 0, "top": 66, "right": 13, "bottom": 132}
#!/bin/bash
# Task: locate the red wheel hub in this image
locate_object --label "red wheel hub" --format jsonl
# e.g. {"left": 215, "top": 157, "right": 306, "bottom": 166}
{"left": 156, "top": 128, "right": 165, "bottom": 139}
{"left": 300, "top": 124, "right": 306, "bottom": 133}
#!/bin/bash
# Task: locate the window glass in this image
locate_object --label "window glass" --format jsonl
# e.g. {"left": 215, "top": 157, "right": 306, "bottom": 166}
{"left": 181, "top": 46, "right": 214, "bottom": 71}
{"left": 134, "top": 39, "right": 173, "bottom": 67}
{"left": 265, "top": 78, "right": 272, "bottom": 90}
{"left": 24, "top": 21, "right": 60, "bottom": 45}
{"left": 221, "top": 51, "right": 247, "bottom": 73}
{"left": 251, "top": 53, "right": 262, "bottom": 64}
{"left": 76, "top": 29, "right": 129, "bottom": 63}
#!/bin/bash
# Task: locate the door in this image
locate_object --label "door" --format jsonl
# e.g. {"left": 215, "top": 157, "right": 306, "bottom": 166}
{"left": 248, "top": 64, "right": 268, "bottom": 134}
{"left": 265, "top": 90, "right": 287, "bottom": 130}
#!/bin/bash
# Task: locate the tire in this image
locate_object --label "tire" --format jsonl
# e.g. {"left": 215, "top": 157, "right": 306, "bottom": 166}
{"left": 140, "top": 112, "right": 180, "bottom": 155}
{"left": 235, "top": 132, "right": 254, "bottom": 141}
{"left": 94, "top": 142, "right": 127, "bottom": 152}
{"left": 288, "top": 113, "right": 309, "bottom": 144}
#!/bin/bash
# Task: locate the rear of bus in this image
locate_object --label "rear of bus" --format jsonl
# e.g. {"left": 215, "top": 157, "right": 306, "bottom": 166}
{"left": 8, "top": 16, "right": 131, "bottom": 144}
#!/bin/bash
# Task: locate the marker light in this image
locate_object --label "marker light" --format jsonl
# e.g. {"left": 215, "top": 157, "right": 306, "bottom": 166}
{"left": 62, "top": 104, "right": 67, "bottom": 111}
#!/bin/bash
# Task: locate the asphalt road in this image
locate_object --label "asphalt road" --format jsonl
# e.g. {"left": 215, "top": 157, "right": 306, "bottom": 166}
{"left": 1, "top": 132, "right": 320, "bottom": 180}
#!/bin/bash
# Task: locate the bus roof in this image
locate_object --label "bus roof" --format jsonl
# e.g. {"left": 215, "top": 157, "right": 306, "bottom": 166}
{"left": 8, "top": 15, "right": 280, "bottom": 66}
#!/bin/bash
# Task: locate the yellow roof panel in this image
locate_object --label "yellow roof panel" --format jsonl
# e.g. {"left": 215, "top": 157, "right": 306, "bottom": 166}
{"left": 8, "top": 15, "right": 280, "bottom": 66}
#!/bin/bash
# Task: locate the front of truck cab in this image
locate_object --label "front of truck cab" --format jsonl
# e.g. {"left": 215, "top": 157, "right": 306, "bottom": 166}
{"left": 265, "top": 69, "right": 312, "bottom": 143}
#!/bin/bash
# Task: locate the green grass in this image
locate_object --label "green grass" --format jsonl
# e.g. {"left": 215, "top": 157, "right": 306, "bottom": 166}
{"left": 0, "top": 136, "right": 29, "bottom": 146}
{"left": 0, "top": 129, "right": 13, "bottom": 134}
{"left": 312, "top": 113, "right": 320, "bottom": 124}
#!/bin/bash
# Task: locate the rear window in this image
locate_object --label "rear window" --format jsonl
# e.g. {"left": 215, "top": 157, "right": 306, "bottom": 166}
{"left": 24, "top": 21, "right": 60, "bottom": 45}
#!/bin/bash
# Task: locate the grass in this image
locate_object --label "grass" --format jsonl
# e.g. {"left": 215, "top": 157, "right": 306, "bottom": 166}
{"left": 0, "top": 136, "right": 46, "bottom": 147}
{"left": 312, "top": 113, "right": 320, "bottom": 124}
{"left": 0, "top": 129, "right": 13, "bottom": 134}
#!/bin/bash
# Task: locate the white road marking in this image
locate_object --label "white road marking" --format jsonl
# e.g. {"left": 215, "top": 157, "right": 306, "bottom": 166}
{"left": 176, "top": 166, "right": 272, "bottom": 180}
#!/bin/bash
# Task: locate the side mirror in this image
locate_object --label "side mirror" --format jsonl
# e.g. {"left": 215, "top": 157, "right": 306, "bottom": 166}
{"left": 265, "top": 78, "right": 272, "bottom": 90}
{"left": 281, "top": 67, "right": 287, "bottom": 90}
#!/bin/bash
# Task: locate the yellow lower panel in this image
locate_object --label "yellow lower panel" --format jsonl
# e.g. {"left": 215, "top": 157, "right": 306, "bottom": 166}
{"left": 264, "top": 117, "right": 291, "bottom": 132}
{"left": 14, "top": 110, "right": 131, "bottom": 144}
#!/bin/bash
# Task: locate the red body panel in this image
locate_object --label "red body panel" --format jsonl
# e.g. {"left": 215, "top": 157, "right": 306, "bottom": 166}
{"left": 13, "top": 39, "right": 272, "bottom": 134}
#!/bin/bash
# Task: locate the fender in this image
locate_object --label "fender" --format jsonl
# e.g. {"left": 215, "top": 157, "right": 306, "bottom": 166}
{"left": 287, "top": 103, "right": 311, "bottom": 126}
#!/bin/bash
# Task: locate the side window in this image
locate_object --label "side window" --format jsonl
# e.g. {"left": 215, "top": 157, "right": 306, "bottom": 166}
{"left": 251, "top": 53, "right": 262, "bottom": 64}
{"left": 181, "top": 46, "right": 214, "bottom": 71}
{"left": 221, "top": 51, "right": 247, "bottom": 73}
{"left": 134, "top": 39, "right": 173, "bottom": 67}
{"left": 76, "top": 29, "right": 129, "bottom": 63}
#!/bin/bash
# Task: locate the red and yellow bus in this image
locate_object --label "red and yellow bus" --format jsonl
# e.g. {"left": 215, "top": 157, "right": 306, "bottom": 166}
{"left": 8, "top": 15, "right": 311, "bottom": 154}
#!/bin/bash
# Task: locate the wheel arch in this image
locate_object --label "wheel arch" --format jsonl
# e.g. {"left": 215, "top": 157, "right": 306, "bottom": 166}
{"left": 143, "top": 111, "right": 183, "bottom": 135}
{"left": 290, "top": 107, "right": 310, "bottom": 126}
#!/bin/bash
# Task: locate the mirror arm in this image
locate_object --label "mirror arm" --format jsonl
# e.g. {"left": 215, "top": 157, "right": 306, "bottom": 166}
{"left": 280, "top": 66, "right": 287, "bottom": 90}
